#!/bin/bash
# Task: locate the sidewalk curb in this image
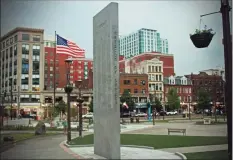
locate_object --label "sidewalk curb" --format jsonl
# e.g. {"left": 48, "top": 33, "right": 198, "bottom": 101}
{"left": 175, "top": 152, "right": 187, "bottom": 160}
{"left": 60, "top": 141, "right": 87, "bottom": 159}
{"left": 65, "top": 142, "right": 154, "bottom": 150}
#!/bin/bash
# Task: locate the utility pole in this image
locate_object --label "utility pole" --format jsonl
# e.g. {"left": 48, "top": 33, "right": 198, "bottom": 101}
{"left": 77, "top": 80, "right": 84, "bottom": 137}
{"left": 221, "top": 0, "right": 232, "bottom": 159}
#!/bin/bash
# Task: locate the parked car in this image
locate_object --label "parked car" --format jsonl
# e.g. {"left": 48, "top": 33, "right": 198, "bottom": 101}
{"left": 121, "top": 112, "right": 130, "bottom": 118}
{"left": 82, "top": 112, "right": 93, "bottom": 119}
{"left": 159, "top": 110, "right": 167, "bottom": 116}
{"left": 135, "top": 112, "right": 147, "bottom": 117}
{"left": 166, "top": 111, "right": 178, "bottom": 115}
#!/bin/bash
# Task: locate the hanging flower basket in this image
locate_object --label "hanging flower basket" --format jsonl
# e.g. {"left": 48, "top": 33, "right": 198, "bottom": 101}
{"left": 190, "top": 26, "right": 215, "bottom": 48}
{"left": 64, "top": 85, "right": 73, "bottom": 93}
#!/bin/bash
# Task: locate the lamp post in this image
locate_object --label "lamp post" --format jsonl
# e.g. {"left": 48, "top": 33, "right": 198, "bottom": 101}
{"left": 76, "top": 80, "right": 84, "bottom": 137}
{"left": 188, "top": 95, "right": 191, "bottom": 120}
{"left": 64, "top": 58, "right": 73, "bottom": 143}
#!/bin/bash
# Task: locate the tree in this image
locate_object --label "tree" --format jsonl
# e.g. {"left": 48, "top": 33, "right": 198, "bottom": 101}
{"left": 120, "top": 90, "right": 135, "bottom": 111}
{"left": 153, "top": 97, "right": 163, "bottom": 112}
{"left": 197, "top": 89, "right": 211, "bottom": 115}
{"left": 167, "top": 88, "right": 180, "bottom": 111}
{"left": 54, "top": 100, "right": 67, "bottom": 118}
{"left": 88, "top": 98, "right": 93, "bottom": 112}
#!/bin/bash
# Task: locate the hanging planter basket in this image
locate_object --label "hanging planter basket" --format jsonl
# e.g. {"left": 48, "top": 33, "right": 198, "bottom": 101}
{"left": 190, "top": 25, "right": 215, "bottom": 48}
{"left": 64, "top": 85, "right": 73, "bottom": 93}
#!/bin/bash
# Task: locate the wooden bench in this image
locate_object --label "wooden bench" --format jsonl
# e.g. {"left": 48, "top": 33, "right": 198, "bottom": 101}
{"left": 203, "top": 118, "right": 211, "bottom": 125}
{"left": 168, "top": 128, "right": 186, "bottom": 136}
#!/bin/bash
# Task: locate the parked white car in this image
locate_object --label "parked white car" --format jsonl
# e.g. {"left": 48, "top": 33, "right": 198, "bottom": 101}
{"left": 135, "top": 112, "right": 147, "bottom": 117}
{"left": 82, "top": 112, "right": 93, "bottom": 119}
{"left": 166, "top": 111, "right": 178, "bottom": 115}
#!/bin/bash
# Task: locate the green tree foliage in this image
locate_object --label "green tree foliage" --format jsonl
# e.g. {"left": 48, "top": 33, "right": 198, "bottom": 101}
{"left": 167, "top": 88, "right": 180, "bottom": 111}
{"left": 54, "top": 100, "right": 67, "bottom": 116}
{"left": 153, "top": 97, "right": 163, "bottom": 112}
{"left": 88, "top": 98, "right": 93, "bottom": 112}
{"left": 120, "top": 90, "right": 135, "bottom": 111}
{"left": 197, "top": 89, "right": 211, "bottom": 110}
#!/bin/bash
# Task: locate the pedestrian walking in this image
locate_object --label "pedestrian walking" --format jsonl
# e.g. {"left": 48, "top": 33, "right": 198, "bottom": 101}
{"left": 62, "top": 118, "right": 67, "bottom": 135}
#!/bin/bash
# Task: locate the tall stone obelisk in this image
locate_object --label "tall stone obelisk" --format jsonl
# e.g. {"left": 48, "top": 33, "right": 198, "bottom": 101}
{"left": 93, "top": 2, "right": 120, "bottom": 159}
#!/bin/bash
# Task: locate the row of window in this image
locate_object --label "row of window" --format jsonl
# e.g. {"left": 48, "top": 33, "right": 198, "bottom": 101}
{"left": 123, "top": 88, "right": 147, "bottom": 94}
{"left": 123, "top": 79, "right": 146, "bottom": 85}
{"left": 148, "top": 66, "right": 162, "bottom": 73}
{"left": 165, "top": 87, "right": 192, "bottom": 94}
{"left": 148, "top": 74, "right": 163, "bottom": 81}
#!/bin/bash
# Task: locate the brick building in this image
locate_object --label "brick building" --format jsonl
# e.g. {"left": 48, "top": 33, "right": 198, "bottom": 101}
{"left": 119, "top": 52, "right": 174, "bottom": 77}
{"left": 164, "top": 75, "right": 192, "bottom": 111}
{"left": 44, "top": 39, "right": 93, "bottom": 89}
{"left": 185, "top": 72, "right": 224, "bottom": 108}
{"left": 120, "top": 73, "right": 148, "bottom": 103}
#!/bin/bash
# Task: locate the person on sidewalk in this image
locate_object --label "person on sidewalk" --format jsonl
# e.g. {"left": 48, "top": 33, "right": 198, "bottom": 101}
{"left": 62, "top": 118, "right": 67, "bottom": 135}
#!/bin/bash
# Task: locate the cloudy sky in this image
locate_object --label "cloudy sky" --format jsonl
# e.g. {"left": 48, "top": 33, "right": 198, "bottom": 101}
{"left": 1, "top": 0, "right": 231, "bottom": 75}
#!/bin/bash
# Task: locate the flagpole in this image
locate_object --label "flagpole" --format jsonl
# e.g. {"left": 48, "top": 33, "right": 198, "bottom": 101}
{"left": 53, "top": 31, "right": 57, "bottom": 120}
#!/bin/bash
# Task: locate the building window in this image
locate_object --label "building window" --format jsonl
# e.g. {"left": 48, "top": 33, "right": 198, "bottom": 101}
{"left": 33, "top": 45, "right": 40, "bottom": 55}
{"left": 133, "top": 79, "right": 137, "bottom": 85}
{"left": 134, "top": 89, "right": 138, "bottom": 93}
{"left": 22, "top": 44, "right": 29, "bottom": 54}
{"left": 33, "top": 35, "right": 40, "bottom": 42}
{"left": 140, "top": 80, "right": 146, "bottom": 85}
{"left": 22, "top": 34, "right": 30, "bottom": 41}
{"left": 14, "top": 45, "right": 17, "bottom": 56}
{"left": 10, "top": 38, "right": 13, "bottom": 44}
{"left": 14, "top": 35, "right": 18, "bottom": 43}
{"left": 123, "top": 80, "right": 130, "bottom": 85}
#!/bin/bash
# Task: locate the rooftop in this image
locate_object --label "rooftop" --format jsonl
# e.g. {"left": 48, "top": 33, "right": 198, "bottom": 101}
{"left": 1, "top": 27, "right": 44, "bottom": 41}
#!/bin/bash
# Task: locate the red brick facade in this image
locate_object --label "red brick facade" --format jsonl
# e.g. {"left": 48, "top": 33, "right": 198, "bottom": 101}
{"left": 119, "top": 52, "right": 175, "bottom": 77}
{"left": 164, "top": 84, "right": 192, "bottom": 103}
{"left": 44, "top": 47, "right": 93, "bottom": 89}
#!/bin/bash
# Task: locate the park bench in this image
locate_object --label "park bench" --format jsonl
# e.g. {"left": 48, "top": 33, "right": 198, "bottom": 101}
{"left": 203, "top": 118, "right": 211, "bottom": 125}
{"left": 168, "top": 128, "right": 186, "bottom": 136}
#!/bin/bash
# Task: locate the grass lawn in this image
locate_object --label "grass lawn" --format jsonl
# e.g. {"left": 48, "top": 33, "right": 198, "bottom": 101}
{"left": 70, "top": 134, "right": 227, "bottom": 149}
{"left": 0, "top": 132, "right": 60, "bottom": 144}
{"left": 184, "top": 150, "right": 228, "bottom": 160}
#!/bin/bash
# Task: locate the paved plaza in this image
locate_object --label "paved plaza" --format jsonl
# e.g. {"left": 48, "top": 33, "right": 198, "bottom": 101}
{"left": 124, "top": 122, "right": 227, "bottom": 137}
{"left": 1, "top": 120, "right": 228, "bottom": 159}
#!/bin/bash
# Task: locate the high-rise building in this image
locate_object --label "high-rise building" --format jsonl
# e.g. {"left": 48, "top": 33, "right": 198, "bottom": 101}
{"left": 119, "top": 28, "right": 169, "bottom": 59}
{"left": 44, "top": 38, "right": 93, "bottom": 90}
{"left": 0, "top": 27, "right": 45, "bottom": 111}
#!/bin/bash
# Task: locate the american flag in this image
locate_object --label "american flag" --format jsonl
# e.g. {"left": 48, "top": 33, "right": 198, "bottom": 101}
{"left": 56, "top": 34, "right": 85, "bottom": 58}
{"left": 123, "top": 102, "right": 129, "bottom": 109}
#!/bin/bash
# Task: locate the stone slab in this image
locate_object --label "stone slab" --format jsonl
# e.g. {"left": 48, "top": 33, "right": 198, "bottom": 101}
{"left": 93, "top": 2, "right": 120, "bottom": 159}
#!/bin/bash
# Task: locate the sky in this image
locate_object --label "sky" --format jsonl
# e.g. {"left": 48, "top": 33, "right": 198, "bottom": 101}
{"left": 1, "top": 0, "right": 232, "bottom": 76}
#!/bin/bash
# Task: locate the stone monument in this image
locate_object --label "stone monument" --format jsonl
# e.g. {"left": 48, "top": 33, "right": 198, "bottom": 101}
{"left": 93, "top": 2, "right": 120, "bottom": 159}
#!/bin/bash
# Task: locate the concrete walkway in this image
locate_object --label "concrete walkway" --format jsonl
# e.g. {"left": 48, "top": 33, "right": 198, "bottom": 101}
{"left": 0, "top": 132, "right": 90, "bottom": 159}
{"left": 158, "top": 144, "right": 228, "bottom": 154}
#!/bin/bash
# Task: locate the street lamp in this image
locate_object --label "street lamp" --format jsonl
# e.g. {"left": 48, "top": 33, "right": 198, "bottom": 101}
{"left": 76, "top": 80, "right": 84, "bottom": 137}
{"left": 64, "top": 58, "right": 73, "bottom": 143}
{"left": 188, "top": 95, "right": 191, "bottom": 120}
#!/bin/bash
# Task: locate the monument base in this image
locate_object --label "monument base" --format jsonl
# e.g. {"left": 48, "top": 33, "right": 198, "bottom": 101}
{"left": 69, "top": 146, "right": 184, "bottom": 159}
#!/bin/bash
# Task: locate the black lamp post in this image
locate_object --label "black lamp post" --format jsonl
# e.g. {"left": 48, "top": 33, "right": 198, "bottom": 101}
{"left": 188, "top": 95, "right": 191, "bottom": 120}
{"left": 76, "top": 80, "right": 84, "bottom": 137}
{"left": 64, "top": 58, "right": 73, "bottom": 143}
